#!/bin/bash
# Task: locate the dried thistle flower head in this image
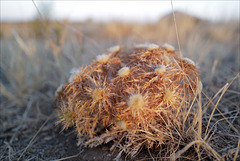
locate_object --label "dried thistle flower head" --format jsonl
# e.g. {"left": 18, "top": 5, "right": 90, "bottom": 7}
{"left": 92, "top": 88, "right": 105, "bottom": 101}
{"left": 96, "top": 54, "right": 109, "bottom": 63}
{"left": 163, "top": 89, "right": 176, "bottom": 104}
{"left": 118, "top": 67, "right": 130, "bottom": 77}
{"left": 108, "top": 45, "right": 121, "bottom": 53}
{"left": 55, "top": 43, "right": 200, "bottom": 158}
{"left": 134, "top": 43, "right": 159, "bottom": 50}
{"left": 184, "top": 57, "right": 196, "bottom": 66}
{"left": 155, "top": 65, "right": 166, "bottom": 75}
{"left": 68, "top": 67, "right": 81, "bottom": 82}
{"left": 147, "top": 43, "right": 159, "bottom": 50}
{"left": 134, "top": 43, "right": 148, "bottom": 49}
{"left": 128, "top": 94, "right": 144, "bottom": 109}
{"left": 163, "top": 43, "right": 175, "bottom": 51}
{"left": 117, "top": 120, "right": 127, "bottom": 130}
{"left": 128, "top": 94, "right": 146, "bottom": 118}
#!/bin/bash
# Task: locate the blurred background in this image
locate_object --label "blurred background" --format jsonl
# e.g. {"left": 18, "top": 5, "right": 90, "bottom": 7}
{"left": 1, "top": 0, "right": 239, "bottom": 83}
{"left": 1, "top": 1, "right": 239, "bottom": 22}
{"left": 0, "top": 1, "right": 239, "bottom": 160}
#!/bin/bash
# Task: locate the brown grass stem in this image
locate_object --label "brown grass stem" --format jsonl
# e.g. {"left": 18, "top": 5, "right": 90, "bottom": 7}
{"left": 196, "top": 87, "right": 202, "bottom": 152}
{"left": 204, "top": 83, "right": 229, "bottom": 138}
{"left": 171, "top": 0, "right": 182, "bottom": 58}
{"left": 170, "top": 140, "right": 222, "bottom": 161}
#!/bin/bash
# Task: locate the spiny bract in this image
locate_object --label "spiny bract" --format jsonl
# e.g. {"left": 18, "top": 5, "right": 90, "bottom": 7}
{"left": 55, "top": 44, "right": 200, "bottom": 157}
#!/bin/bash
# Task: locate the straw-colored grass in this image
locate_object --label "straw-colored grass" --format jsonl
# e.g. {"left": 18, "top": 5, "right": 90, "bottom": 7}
{"left": 0, "top": 10, "right": 239, "bottom": 161}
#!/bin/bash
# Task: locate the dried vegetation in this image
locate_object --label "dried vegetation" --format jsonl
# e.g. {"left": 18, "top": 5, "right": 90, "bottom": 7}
{"left": 0, "top": 11, "right": 239, "bottom": 161}
{"left": 56, "top": 45, "right": 203, "bottom": 159}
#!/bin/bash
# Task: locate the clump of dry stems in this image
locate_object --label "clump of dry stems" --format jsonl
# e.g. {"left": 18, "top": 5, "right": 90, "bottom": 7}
{"left": 55, "top": 44, "right": 203, "bottom": 159}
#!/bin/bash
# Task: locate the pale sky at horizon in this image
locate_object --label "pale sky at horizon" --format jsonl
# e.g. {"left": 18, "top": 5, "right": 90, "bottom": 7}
{"left": 1, "top": 1, "right": 239, "bottom": 23}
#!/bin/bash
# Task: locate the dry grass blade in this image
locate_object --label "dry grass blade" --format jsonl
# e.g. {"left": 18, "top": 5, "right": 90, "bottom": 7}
{"left": 204, "top": 83, "right": 229, "bottom": 138}
{"left": 183, "top": 95, "right": 197, "bottom": 128}
{"left": 215, "top": 73, "right": 240, "bottom": 135}
{"left": 215, "top": 106, "right": 240, "bottom": 136}
{"left": 204, "top": 73, "right": 240, "bottom": 139}
{"left": 53, "top": 151, "right": 83, "bottom": 161}
{"left": 196, "top": 88, "right": 202, "bottom": 152}
{"left": 32, "top": 0, "right": 44, "bottom": 20}
{"left": 0, "top": 82, "right": 22, "bottom": 106}
{"left": 170, "top": 140, "right": 222, "bottom": 161}
{"left": 11, "top": 30, "right": 32, "bottom": 57}
{"left": 209, "top": 59, "right": 218, "bottom": 83}
{"left": 17, "top": 114, "right": 53, "bottom": 161}
{"left": 69, "top": 27, "right": 99, "bottom": 47}
{"left": 171, "top": 0, "right": 182, "bottom": 57}
{"left": 202, "top": 87, "right": 226, "bottom": 116}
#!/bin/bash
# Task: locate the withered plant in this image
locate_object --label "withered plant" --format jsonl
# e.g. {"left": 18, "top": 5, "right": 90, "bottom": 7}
{"left": 55, "top": 44, "right": 202, "bottom": 159}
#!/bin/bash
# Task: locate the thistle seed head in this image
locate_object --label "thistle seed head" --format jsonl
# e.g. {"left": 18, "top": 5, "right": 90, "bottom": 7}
{"left": 117, "top": 120, "right": 127, "bottom": 130}
{"left": 155, "top": 65, "right": 166, "bottom": 75}
{"left": 108, "top": 45, "right": 121, "bottom": 53}
{"left": 128, "top": 94, "right": 144, "bottom": 110}
{"left": 92, "top": 88, "right": 105, "bottom": 101}
{"left": 184, "top": 57, "right": 195, "bottom": 66}
{"left": 134, "top": 43, "right": 148, "bottom": 49}
{"left": 118, "top": 67, "right": 130, "bottom": 77}
{"left": 163, "top": 43, "right": 175, "bottom": 51}
{"left": 163, "top": 89, "right": 174, "bottom": 103}
{"left": 96, "top": 54, "right": 109, "bottom": 64}
{"left": 148, "top": 43, "right": 159, "bottom": 50}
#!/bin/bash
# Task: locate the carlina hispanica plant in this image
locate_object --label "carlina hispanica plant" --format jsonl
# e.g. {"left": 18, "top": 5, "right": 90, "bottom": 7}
{"left": 55, "top": 43, "right": 202, "bottom": 158}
